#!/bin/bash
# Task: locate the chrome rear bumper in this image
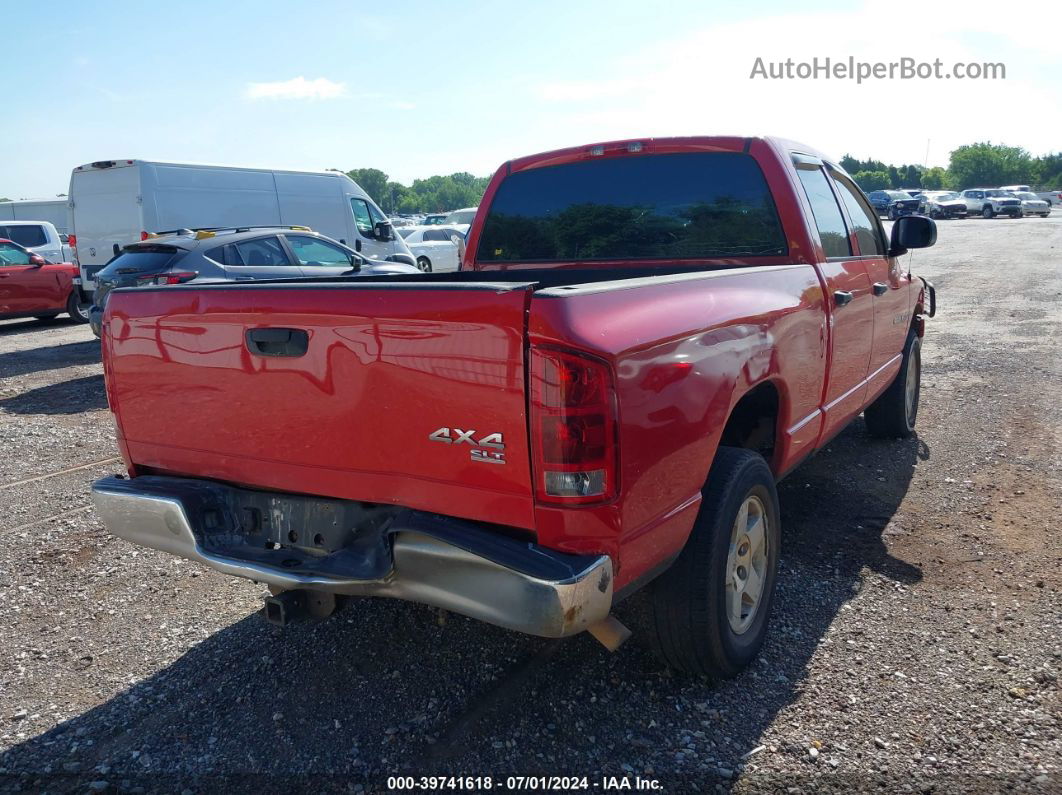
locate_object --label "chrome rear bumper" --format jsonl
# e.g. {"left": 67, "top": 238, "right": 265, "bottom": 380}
{"left": 91, "top": 476, "right": 612, "bottom": 637}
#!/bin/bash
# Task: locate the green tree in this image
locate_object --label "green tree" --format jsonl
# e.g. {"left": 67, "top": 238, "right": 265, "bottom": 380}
{"left": 887, "top": 165, "right": 902, "bottom": 189}
{"left": 853, "top": 171, "right": 890, "bottom": 191}
{"left": 901, "top": 164, "right": 922, "bottom": 188}
{"left": 921, "top": 167, "right": 946, "bottom": 190}
{"left": 1032, "top": 152, "right": 1062, "bottom": 188}
{"left": 345, "top": 168, "right": 391, "bottom": 206}
{"left": 946, "top": 142, "right": 1034, "bottom": 190}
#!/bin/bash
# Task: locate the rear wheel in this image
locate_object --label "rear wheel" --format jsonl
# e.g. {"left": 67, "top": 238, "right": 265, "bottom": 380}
{"left": 66, "top": 291, "right": 90, "bottom": 324}
{"left": 644, "top": 447, "right": 780, "bottom": 677}
{"left": 982, "top": 205, "right": 994, "bottom": 219}
{"left": 416, "top": 257, "right": 432, "bottom": 272}
{"left": 864, "top": 331, "right": 921, "bottom": 438}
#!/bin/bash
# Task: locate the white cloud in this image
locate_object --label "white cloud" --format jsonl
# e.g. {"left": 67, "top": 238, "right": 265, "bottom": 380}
{"left": 389, "top": 100, "right": 416, "bottom": 111}
{"left": 244, "top": 76, "right": 348, "bottom": 101}
{"left": 528, "top": 1, "right": 1062, "bottom": 164}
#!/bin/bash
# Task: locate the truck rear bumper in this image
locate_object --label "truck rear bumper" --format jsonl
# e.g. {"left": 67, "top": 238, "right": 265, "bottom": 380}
{"left": 91, "top": 476, "right": 612, "bottom": 637}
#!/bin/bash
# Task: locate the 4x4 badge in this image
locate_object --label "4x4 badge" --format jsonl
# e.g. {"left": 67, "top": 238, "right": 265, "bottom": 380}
{"left": 429, "top": 427, "right": 506, "bottom": 464}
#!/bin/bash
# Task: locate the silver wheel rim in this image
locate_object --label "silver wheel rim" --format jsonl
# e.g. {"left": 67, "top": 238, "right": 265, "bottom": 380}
{"left": 74, "top": 299, "right": 90, "bottom": 321}
{"left": 904, "top": 344, "right": 920, "bottom": 427}
{"left": 417, "top": 258, "right": 430, "bottom": 272}
{"left": 725, "top": 495, "right": 769, "bottom": 635}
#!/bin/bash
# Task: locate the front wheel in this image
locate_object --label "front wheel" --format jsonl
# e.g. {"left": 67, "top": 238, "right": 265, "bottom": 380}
{"left": 864, "top": 331, "right": 921, "bottom": 438}
{"left": 416, "top": 257, "right": 432, "bottom": 272}
{"left": 982, "top": 206, "right": 994, "bottom": 219}
{"left": 66, "top": 291, "right": 90, "bottom": 324}
{"left": 644, "top": 447, "right": 781, "bottom": 677}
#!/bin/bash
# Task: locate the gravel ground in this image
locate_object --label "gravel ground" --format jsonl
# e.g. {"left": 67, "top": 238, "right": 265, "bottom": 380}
{"left": 0, "top": 214, "right": 1059, "bottom": 793}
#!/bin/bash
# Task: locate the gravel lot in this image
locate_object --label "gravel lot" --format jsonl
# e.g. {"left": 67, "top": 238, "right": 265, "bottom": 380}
{"left": 0, "top": 214, "right": 1059, "bottom": 793}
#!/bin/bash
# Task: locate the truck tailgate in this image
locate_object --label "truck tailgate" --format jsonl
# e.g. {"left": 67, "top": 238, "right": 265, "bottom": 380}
{"left": 103, "top": 281, "right": 537, "bottom": 529}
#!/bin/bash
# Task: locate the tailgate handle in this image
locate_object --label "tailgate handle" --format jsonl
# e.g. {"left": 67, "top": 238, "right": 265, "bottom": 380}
{"left": 245, "top": 327, "right": 308, "bottom": 357}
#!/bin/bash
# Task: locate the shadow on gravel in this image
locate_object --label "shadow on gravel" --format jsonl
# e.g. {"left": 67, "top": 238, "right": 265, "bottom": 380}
{"left": 0, "top": 317, "right": 84, "bottom": 339}
{"left": 0, "top": 340, "right": 100, "bottom": 379}
{"left": 0, "top": 374, "right": 106, "bottom": 415}
{"left": 0, "top": 421, "right": 926, "bottom": 789}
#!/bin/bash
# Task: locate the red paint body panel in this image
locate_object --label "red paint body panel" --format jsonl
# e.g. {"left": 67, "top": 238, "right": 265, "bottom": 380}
{"left": 0, "top": 240, "right": 76, "bottom": 316}
{"left": 101, "top": 136, "right": 927, "bottom": 595}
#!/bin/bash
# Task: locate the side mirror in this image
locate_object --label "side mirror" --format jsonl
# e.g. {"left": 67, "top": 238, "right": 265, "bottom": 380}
{"left": 889, "top": 215, "right": 936, "bottom": 257}
{"left": 373, "top": 221, "right": 393, "bottom": 241}
{"left": 29, "top": 253, "right": 47, "bottom": 266}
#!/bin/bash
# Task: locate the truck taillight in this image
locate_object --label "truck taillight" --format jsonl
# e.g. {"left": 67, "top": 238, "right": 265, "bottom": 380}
{"left": 68, "top": 234, "right": 77, "bottom": 248}
{"left": 140, "top": 231, "right": 150, "bottom": 241}
{"left": 530, "top": 347, "right": 618, "bottom": 504}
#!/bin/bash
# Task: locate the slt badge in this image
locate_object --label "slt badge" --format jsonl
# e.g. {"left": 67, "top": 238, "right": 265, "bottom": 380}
{"left": 429, "top": 427, "right": 506, "bottom": 465}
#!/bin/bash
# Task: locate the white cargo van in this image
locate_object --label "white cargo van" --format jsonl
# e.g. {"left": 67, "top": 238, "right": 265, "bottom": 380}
{"left": 0, "top": 199, "right": 72, "bottom": 235}
{"left": 68, "top": 160, "right": 415, "bottom": 292}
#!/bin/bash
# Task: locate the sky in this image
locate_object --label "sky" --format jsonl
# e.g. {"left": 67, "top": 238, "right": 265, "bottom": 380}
{"left": 3, "top": 0, "right": 1060, "bottom": 199}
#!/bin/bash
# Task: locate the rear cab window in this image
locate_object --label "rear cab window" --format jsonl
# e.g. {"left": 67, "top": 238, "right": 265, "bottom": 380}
{"left": 1, "top": 225, "right": 47, "bottom": 248}
{"left": 475, "top": 152, "right": 787, "bottom": 263}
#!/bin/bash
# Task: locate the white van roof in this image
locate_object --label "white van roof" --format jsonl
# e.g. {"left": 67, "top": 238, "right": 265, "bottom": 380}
{"left": 72, "top": 159, "right": 349, "bottom": 179}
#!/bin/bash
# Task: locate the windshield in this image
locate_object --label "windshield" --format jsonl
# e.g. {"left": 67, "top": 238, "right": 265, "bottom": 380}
{"left": 934, "top": 192, "right": 959, "bottom": 200}
{"left": 1014, "top": 192, "right": 1037, "bottom": 200}
{"left": 888, "top": 191, "right": 912, "bottom": 200}
{"left": 445, "top": 209, "right": 477, "bottom": 225}
{"left": 476, "top": 152, "right": 787, "bottom": 263}
{"left": 397, "top": 228, "right": 415, "bottom": 238}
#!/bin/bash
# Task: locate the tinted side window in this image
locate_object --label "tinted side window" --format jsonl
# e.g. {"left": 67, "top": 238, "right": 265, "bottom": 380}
{"left": 350, "top": 199, "right": 374, "bottom": 237}
{"left": 831, "top": 173, "right": 885, "bottom": 256}
{"left": 796, "top": 167, "right": 851, "bottom": 258}
{"left": 423, "top": 229, "right": 450, "bottom": 242}
{"left": 232, "top": 237, "right": 289, "bottom": 266}
{"left": 205, "top": 245, "right": 227, "bottom": 265}
{"left": 286, "top": 235, "right": 351, "bottom": 266}
{"left": 4, "top": 225, "right": 47, "bottom": 247}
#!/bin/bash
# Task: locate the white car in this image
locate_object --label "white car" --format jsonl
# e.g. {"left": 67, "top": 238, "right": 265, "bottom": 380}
{"left": 1008, "top": 191, "right": 1051, "bottom": 217}
{"left": 442, "top": 206, "right": 477, "bottom": 234}
{"left": 397, "top": 225, "right": 463, "bottom": 272}
{"left": 0, "top": 220, "right": 72, "bottom": 263}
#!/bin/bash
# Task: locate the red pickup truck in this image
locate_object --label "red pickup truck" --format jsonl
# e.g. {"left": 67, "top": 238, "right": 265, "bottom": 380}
{"left": 92, "top": 137, "right": 936, "bottom": 677}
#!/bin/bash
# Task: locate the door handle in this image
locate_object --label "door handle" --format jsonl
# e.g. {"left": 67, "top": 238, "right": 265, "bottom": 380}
{"left": 833, "top": 290, "right": 854, "bottom": 307}
{"left": 245, "top": 327, "right": 308, "bottom": 357}
{"left": 872, "top": 282, "right": 889, "bottom": 296}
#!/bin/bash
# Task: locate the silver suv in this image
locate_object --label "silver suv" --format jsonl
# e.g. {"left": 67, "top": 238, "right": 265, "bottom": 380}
{"left": 89, "top": 225, "right": 418, "bottom": 336}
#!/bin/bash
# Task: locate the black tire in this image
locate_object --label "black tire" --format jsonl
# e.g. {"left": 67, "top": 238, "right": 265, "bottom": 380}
{"left": 864, "top": 331, "right": 921, "bottom": 438}
{"left": 982, "top": 205, "right": 994, "bottom": 219}
{"left": 65, "top": 291, "right": 90, "bottom": 324}
{"left": 645, "top": 447, "right": 781, "bottom": 677}
{"left": 416, "top": 257, "right": 432, "bottom": 272}
{"left": 888, "top": 206, "right": 897, "bottom": 220}
{"left": 1040, "top": 213, "right": 1050, "bottom": 218}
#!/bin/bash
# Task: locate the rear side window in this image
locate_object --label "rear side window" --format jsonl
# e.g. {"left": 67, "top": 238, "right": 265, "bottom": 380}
{"left": 477, "top": 152, "right": 787, "bottom": 262}
{"left": 796, "top": 167, "right": 852, "bottom": 258}
{"left": 96, "top": 247, "right": 180, "bottom": 276}
{"left": 423, "top": 229, "right": 452, "bottom": 242}
{"left": 232, "top": 236, "right": 289, "bottom": 266}
{"left": 2, "top": 225, "right": 47, "bottom": 248}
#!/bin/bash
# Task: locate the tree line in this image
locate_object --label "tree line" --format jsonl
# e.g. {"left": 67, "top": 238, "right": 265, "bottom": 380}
{"left": 341, "top": 168, "right": 490, "bottom": 215}
{"left": 842, "top": 143, "right": 1062, "bottom": 193}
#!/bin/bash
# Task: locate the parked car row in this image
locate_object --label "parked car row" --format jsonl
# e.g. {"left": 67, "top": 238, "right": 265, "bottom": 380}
{"left": 868, "top": 186, "right": 1054, "bottom": 220}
